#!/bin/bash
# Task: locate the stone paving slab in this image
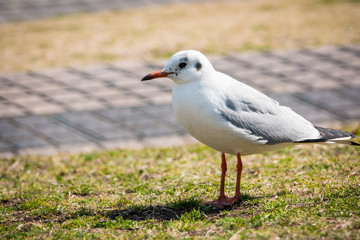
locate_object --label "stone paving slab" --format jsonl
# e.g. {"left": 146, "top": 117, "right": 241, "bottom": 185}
{"left": 0, "top": 45, "right": 360, "bottom": 158}
{"left": 0, "top": 0, "right": 207, "bottom": 23}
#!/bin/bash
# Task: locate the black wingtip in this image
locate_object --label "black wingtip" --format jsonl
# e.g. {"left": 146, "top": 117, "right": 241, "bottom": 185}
{"left": 314, "top": 126, "right": 355, "bottom": 139}
{"left": 294, "top": 126, "right": 359, "bottom": 145}
{"left": 295, "top": 139, "right": 327, "bottom": 144}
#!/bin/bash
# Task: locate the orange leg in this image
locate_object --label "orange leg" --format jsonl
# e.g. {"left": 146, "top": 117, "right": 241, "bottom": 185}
{"left": 204, "top": 152, "right": 243, "bottom": 207}
{"left": 234, "top": 153, "right": 243, "bottom": 200}
{"left": 219, "top": 152, "right": 227, "bottom": 199}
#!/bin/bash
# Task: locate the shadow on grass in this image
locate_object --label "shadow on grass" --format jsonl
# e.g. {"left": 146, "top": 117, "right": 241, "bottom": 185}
{"left": 104, "top": 193, "right": 258, "bottom": 221}
{"left": 1, "top": 193, "right": 260, "bottom": 226}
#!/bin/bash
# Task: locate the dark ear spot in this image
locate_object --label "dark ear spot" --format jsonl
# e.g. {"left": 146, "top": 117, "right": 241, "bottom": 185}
{"left": 195, "top": 62, "right": 202, "bottom": 71}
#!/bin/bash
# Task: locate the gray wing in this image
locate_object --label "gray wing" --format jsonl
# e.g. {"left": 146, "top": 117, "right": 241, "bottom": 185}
{"left": 216, "top": 84, "right": 320, "bottom": 144}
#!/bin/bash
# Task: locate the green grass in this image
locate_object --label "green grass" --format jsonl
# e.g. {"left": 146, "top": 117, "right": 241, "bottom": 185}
{"left": 1, "top": 136, "right": 359, "bottom": 239}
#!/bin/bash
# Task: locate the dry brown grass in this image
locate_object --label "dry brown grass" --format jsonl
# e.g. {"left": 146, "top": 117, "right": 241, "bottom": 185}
{"left": 0, "top": 0, "right": 359, "bottom": 73}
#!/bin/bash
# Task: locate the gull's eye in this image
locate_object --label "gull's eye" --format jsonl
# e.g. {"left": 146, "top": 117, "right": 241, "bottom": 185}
{"left": 179, "top": 62, "right": 187, "bottom": 69}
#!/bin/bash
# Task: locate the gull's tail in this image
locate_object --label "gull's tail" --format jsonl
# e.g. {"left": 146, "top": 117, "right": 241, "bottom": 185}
{"left": 296, "top": 126, "right": 360, "bottom": 146}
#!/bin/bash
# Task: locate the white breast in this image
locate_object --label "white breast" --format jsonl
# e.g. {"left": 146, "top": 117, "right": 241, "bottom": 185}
{"left": 171, "top": 81, "right": 287, "bottom": 155}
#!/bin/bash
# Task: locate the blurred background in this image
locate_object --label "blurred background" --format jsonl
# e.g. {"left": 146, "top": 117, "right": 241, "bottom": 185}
{"left": 0, "top": 0, "right": 359, "bottom": 157}
{"left": 1, "top": 0, "right": 359, "bottom": 72}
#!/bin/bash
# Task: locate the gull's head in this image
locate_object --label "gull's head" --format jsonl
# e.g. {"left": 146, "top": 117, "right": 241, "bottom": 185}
{"left": 141, "top": 50, "right": 215, "bottom": 84}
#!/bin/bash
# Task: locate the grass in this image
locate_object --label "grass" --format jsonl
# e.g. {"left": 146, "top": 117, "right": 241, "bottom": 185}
{"left": 1, "top": 136, "right": 359, "bottom": 239}
{"left": 0, "top": 0, "right": 360, "bottom": 72}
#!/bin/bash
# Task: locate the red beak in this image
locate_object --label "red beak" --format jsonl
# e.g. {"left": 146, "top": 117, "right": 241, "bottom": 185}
{"left": 141, "top": 70, "right": 173, "bottom": 81}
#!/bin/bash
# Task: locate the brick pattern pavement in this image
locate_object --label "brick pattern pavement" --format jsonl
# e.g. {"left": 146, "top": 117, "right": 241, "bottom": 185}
{"left": 0, "top": 0, "right": 206, "bottom": 23}
{"left": 0, "top": 45, "right": 359, "bottom": 157}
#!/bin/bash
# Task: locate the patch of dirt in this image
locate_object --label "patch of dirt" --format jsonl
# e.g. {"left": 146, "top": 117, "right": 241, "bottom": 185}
{"left": 0, "top": 198, "right": 23, "bottom": 207}
{"left": 2, "top": 210, "right": 69, "bottom": 225}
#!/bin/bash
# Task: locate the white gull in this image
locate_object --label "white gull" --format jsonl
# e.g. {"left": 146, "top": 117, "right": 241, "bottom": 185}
{"left": 142, "top": 50, "right": 359, "bottom": 207}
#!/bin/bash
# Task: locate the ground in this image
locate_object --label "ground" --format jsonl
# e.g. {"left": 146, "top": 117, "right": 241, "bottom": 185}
{"left": 1, "top": 132, "right": 359, "bottom": 239}
{"left": 1, "top": 0, "right": 360, "bottom": 238}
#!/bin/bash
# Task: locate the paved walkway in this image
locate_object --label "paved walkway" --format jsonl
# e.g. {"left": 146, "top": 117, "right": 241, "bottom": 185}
{"left": 0, "top": 0, "right": 205, "bottom": 23}
{"left": 0, "top": 45, "right": 360, "bottom": 157}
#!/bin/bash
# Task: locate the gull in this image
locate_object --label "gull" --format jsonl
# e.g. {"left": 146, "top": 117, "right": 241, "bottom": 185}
{"left": 141, "top": 50, "right": 359, "bottom": 207}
